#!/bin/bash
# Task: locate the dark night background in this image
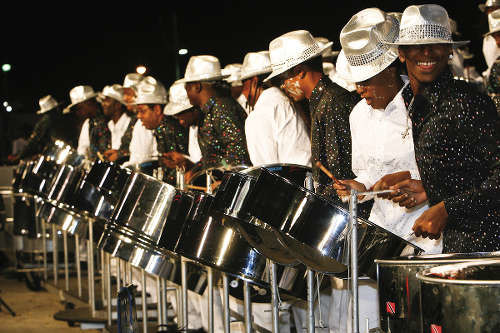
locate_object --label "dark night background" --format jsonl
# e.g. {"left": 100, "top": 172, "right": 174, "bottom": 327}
{"left": 0, "top": 1, "right": 488, "bottom": 159}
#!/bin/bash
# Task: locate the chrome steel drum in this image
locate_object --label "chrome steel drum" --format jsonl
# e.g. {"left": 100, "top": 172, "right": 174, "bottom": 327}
{"left": 12, "top": 160, "right": 27, "bottom": 193}
{"left": 212, "top": 164, "right": 311, "bottom": 265}
{"left": 188, "top": 165, "right": 249, "bottom": 192}
{"left": 72, "top": 159, "right": 132, "bottom": 220}
{"left": 246, "top": 167, "right": 422, "bottom": 275}
{"left": 13, "top": 195, "right": 37, "bottom": 237}
{"left": 98, "top": 171, "right": 194, "bottom": 277}
{"left": 417, "top": 259, "right": 500, "bottom": 333}
{"left": 38, "top": 202, "right": 88, "bottom": 237}
{"left": 137, "top": 159, "right": 160, "bottom": 176}
{"left": 376, "top": 252, "right": 500, "bottom": 333}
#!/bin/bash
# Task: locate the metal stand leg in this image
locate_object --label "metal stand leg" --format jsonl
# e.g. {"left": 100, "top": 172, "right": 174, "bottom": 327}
{"left": 141, "top": 269, "right": 148, "bottom": 333}
{"left": 222, "top": 273, "right": 230, "bottom": 333}
{"left": 161, "top": 278, "right": 168, "bottom": 325}
{"left": 243, "top": 280, "right": 252, "bottom": 333}
{"left": 270, "top": 262, "right": 280, "bottom": 333}
{"left": 349, "top": 190, "right": 359, "bottom": 333}
{"left": 117, "top": 258, "right": 121, "bottom": 293}
{"left": 181, "top": 259, "right": 188, "bottom": 330}
{"left": 52, "top": 224, "right": 58, "bottom": 286}
{"left": 88, "top": 220, "right": 95, "bottom": 317}
{"left": 208, "top": 266, "right": 214, "bottom": 333}
{"left": 101, "top": 250, "right": 105, "bottom": 307}
{"left": 75, "top": 234, "right": 81, "bottom": 297}
{"left": 156, "top": 276, "right": 162, "bottom": 327}
{"left": 176, "top": 284, "right": 182, "bottom": 329}
{"left": 106, "top": 253, "right": 112, "bottom": 326}
{"left": 128, "top": 262, "right": 133, "bottom": 285}
{"left": 41, "top": 212, "right": 47, "bottom": 282}
{"left": 63, "top": 230, "right": 69, "bottom": 291}
{"left": 307, "top": 269, "right": 315, "bottom": 333}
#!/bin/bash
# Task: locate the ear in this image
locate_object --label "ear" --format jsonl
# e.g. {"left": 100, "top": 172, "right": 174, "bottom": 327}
{"left": 195, "top": 82, "right": 202, "bottom": 93}
{"left": 398, "top": 48, "right": 406, "bottom": 63}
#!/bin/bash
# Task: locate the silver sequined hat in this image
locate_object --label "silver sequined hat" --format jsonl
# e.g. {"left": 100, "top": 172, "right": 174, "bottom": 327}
{"left": 164, "top": 79, "right": 192, "bottom": 116}
{"left": 63, "top": 85, "right": 98, "bottom": 114}
{"left": 340, "top": 8, "right": 400, "bottom": 83}
{"left": 36, "top": 95, "right": 60, "bottom": 115}
{"left": 479, "top": 0, "right": 500, "bottom": 12}
{"left": 485, "top": 9, "right": 500, "bottom": 36}
{"left": 315, "top": 37, "right": 340, "bottom": 58}
{"left": 240, "top": 51, "right": 272, "bottom": 81}
{"left": 133, "top": 76, "right": 168, "bottom": 105}
{"left": 386, "top": 4, "right": 469, "bottom": 46}
{"left": 178, "top": 55, "right": 230, "bottom": 83}
{"left": 222, "top": 64, "right": 243, "bottom": 86}
{"left": 264, "top": 30, "right": 333, "bottom": 82}
{"left": 100, "top": 84, "right": 126, "bottom": 104}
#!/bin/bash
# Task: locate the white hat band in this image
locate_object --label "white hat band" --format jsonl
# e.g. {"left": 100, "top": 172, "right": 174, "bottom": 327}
{"left": 399, "top": 24, "right": 452, "bottom": 43}
{"left": 270, "top": 43, "right": 321, "bottom": 76}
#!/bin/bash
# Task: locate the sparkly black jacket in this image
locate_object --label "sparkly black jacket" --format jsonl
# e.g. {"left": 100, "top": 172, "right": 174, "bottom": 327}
{"left": 19, "top": 112, "right": 57, "bottom": 159}
{"left": 153, "top": 115, "right": 188, "bottom": 185}
{"left": 197, "top": 96, "right": 251, "bottom": 170}
{"left": 402, "top": 70, "right": 500, "bottom": 253}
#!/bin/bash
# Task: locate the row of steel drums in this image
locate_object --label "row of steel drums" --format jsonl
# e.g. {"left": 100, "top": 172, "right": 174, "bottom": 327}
{"left": 11, "top": 139, "right": 500, "bottom": 332}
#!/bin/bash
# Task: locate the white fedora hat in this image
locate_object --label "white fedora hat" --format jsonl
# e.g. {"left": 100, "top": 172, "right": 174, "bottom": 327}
{"left": 222, "top": 63, "right": 243, "bottom": 86}
{"left": 485, "top": 9, "right": 500, "bottom": 36}
{"left": 240, "top": 51, "right": 272, "bottom": 81}
{"left": 164, "top": 79, "right": 192, "bottom": 116}
{"left": 479, "top": 0, "right": 500, "bottom": 12}
{"left": 178, "top": 55, "right": 229, "bottom": 83}
{"left": 133, "top": 76, "right": 168, "bottom": 105}
{"left": 123, "top": 73, "right": 144, "bottom": 88}
{"left": 100, "top": 84, "right": 126, "bottom": 104}
{"left": 264, "top": 30, "right": 333, "bottom": 82}
{"left": 63, "top": 85, "right": 98, "bottom": 114}
{"left": 36, "top": 95, "right": 60, "bottom": 115}
{"left": 340, "top": 8, "right": 400, "bottom": 83}
{"left": 315, "top": 37, "right": 340, "bottom": 58}
{"left": 334, "top": 50, "right": 357, "bottom": 92}
{"left": 387, "top": 4, "right": 469, "bottom": 46}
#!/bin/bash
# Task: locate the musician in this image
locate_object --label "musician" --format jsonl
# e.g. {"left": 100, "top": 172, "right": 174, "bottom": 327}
{"left": 480, "top": 0, "right": 500, "bottom": 80}
{"left": 388, "top": 4, "right": 500, "bottom": 253}
{"left": 241, "top": 51, "right": 311, "bottom": 166}
{"left": 64, "top": 85, "right": 109, "bottom": 161}
{"left": 222, "top": 63, "right": 248, "bottom": 113}
{"left": 486, "top": 10, "right": 500, "bottom": 116}
{"left": 8, "top": 95, "right": 63, "bottom": 162}
{"left": 174, "top": 55, "right": 251, "bottom": 183}
{"left": 134, "top": 77, "right": 188, "bottom": 185}
{"left": 99, "top": 84, "right": 137, "bottom": 163}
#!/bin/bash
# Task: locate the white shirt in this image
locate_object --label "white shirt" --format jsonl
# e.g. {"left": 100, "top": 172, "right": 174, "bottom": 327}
{"left": 188, "top": 126, "right": 202, "bottom": 163}
{"left": 245, "top": 87, "right": 311, "bottom": 166}
{"left": 127, "top": 119, "right": 158, "bottom": 166}
{"left": 237, "top": 94, "right": 250, "bottom": 115}
{"left": 77, "top": 118, "right": 90, "bottom": 158}
{"left": 350, "top": 79, "right": 442, "bottom": 253}
{"left": 107, "top": 113, "right": 132, "bottom": 150}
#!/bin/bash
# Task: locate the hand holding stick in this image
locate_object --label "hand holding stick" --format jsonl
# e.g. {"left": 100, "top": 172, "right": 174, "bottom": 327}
{"left": 315, "top": 161, "right": 341, "bottom": 185}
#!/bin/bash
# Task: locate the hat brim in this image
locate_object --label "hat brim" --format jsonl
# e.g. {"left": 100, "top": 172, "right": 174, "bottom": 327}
{"left": 345, "top": 47, "right": 400, "bottom": 83}
{"left": 62, "top": 93, "right": 98, "bottom": 114}
{"left": 177, "top": 74, "right": 230, "bottom": 84}
{"left": 36, "top": 103, "right": 60, "bottom": 115}
{"left": 485, "top": 27, "right": 500, "bottom": 37}
{"left": 384, "top": 39, "right": 470, "bottom": 46}
{"left": 240, "top": 68, "right": 273, "bottom": 81}
{"left": 99, "top": 93, "right": 126, "bottom": 105}
{"left": 263, "top": 41, "right": 333, "bottom": 82}
{"left": 164, "top": 102, "right": 192, "bottom": 116}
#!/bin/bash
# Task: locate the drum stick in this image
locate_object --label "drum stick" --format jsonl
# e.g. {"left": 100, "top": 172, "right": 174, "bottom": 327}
{"left": 97, "top": 151, "right": 105, "bottom": 161}
{"left": 185, "top": 184, "right": 208, "bottom": 191}
{"left": 315, "top": 161, "right": 341, "bottom": 185}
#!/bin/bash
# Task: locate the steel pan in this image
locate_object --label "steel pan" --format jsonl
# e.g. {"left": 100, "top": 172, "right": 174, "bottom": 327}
{"left": 136, "top": 159, "right": 160, "bottom": 176}
{"left": 416, "top": 259, "right": 500, "bottom": 333}
{"left": 98, "top": 171, "right": 194, "bottom": 277}
{"left": 212, "top": 164, "right": 311, "bottom": 265}
{"left": 188, "top": 165, "right": 249, "bottom": 192}
{"left": 72, "top": 159, "right": 132, "bottom": 220}
{"left": 376, "top": 252, "right": 500, "bottom": 333}
{"left": 246, "top": 167, "right": 422, "bottom": 275}
{"left": 12, "top": 160, "right": 27, "bottom": 193}
{"left": 13, "top": 195, "right": 37, "bottom": 237}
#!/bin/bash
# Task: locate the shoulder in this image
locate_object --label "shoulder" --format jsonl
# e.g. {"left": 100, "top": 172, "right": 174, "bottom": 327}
{"left": 255, "top": 87, "right": 291, "bottom": 111}
{"left": 349, "top": 99, "right": 369, "bottom": 121}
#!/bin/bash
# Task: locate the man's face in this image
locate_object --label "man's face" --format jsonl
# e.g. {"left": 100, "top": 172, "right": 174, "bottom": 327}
{"left": 399, "top": 44, "right": 452, "bottom": 85}
{"left": 175, "top": 107, "right": 200, "bottom": 128}
{"left": 279, "top": 69, "right": 306, "bottom": 102}
{"left": 492, "top": 31, "right": 500, "bottom": 48}
{"left": 123, "top": 87, "right": 137, "bottom": 112}
{"left": 355, "top": 67, "right": 398, "bottom": 109}
{"left": 184, "top": 82, "right": 201, "bottom": 107}
{"left": 73, "top": 98, "right": 99, "bottom": 120}
{"left": 136, "top": 104, "right": 162, "bottom": 130}
{"left": 230, "top": 85, "right": 243, "bottom": 99}
{"left": 101, "top": 97, "right": 120, "bottom": 118}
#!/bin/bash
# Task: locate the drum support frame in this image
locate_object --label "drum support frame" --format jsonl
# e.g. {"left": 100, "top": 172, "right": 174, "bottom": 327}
{"left": 63, "top": 230, "right": 69, "bottom": 292}
{"left": 208, "top": 266, "right": 215, "bottom": 333}
{"left": 270, "top": 261, "right": 280, "bottom": 333}
{"left": 222, "top": 273, "right": 230, "bottom": 333}
{"left": 88, "top": 219, "right": 95, "bottom": 317}
{"left": 41, "top": 207, "right": 48, "bottom": 282}
{"left": 141, "top": 268, "right": 148, "bottom": 333}
{"left": 106, "top": 252, "right": 112, "bottom": 326}
{"left": 349, "top": 190, "right": 360, "bottom": 333}
{"left": 243, "top": 280, "right": 252, "bottom": 333}
{"left": 181, "top": 258, "right": 189, "bottom": 330}
{"left": 75, "top": 234, "right": 82, "bottom": 297}
{"left": 52, "top": 224, "right": 58, "bottom": 286}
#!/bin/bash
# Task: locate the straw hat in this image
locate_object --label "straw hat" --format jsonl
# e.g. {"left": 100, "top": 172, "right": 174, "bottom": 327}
{"left": 178, "top": 55, "right": 229, "bottom": 83}
{"left": 315, "top": 37, "right": 340, "bottom": 58}
{"left": 134, "top": 76, "right": 168, "bottom": 105}
{"left": 222, "top": 64, "right": 243, "bottom": 86}
{"left": 485, "top": 9, "right": 500, "bottom": 36}
{"left": 36, "top": 95, "right": 60, "bottom": 115}
{"left": 164, "top": 80, "right": 192, "bottom": 115}
{"left": 240, "top": 51, "right": 272, "bottom": 81}
{"left": 100, "top": 84, "right": 126, "bottom": 104}
{"left": 340, "top": 8, "right": 400, "bottom": 82}
{"left": 479, "top": 0, "right": 500, "bottom": 12}
{"left": 387, "top": 4, "right": 469, "bottom": 46}
{"left": 63, "top": 85, "right": 98, "bottom": 114}
{"left": 264, "top": 30, "right": 333, "bottom": 82}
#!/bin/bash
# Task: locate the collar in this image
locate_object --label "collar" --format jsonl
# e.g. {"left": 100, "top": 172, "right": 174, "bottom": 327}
{"left": 201, "top": 97, "right": 217, "bottom": 115}
{"left": 310, "top": 75, "right": 329, "bottom": 102}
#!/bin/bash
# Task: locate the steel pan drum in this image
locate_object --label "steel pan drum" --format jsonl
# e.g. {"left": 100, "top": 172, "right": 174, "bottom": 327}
{"left": 188, "top": 165, "right": 249, "bottom": 192}
{"left": 12, "top": 160, "right": 27, "bottom": 193}
{"left": 213, "top": 164, "right": 311, "bottom": 265}
{"left": 417, "top": 259, "right": 500, "bottom": 333}
{"left": 246, "top": 167, "right": 421, "bottom": 275}
{"left": 376, "top": 252, "right": 500, "bottom": 333}
{"left": 137, "top": 159, "right": 160, "bottom": 176}
{"left": 98, "top": 171, "right": 194, "bottom": 277}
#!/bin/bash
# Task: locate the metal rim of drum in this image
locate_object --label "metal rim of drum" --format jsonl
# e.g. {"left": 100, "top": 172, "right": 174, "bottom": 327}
{"left": 416, "top": 258, "right": 500, "bottom": 285}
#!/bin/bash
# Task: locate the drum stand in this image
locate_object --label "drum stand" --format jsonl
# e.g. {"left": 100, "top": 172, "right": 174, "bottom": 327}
{"left": 141, "top": 268, "right": 148, "bottom": 333}
{"left": 270, "top": 261, "right": 280, "bottom": 333}
{"left": 41, "top": 208, "right": 48, "bottom": 282}
{"left": 349, "top": 190, "right": 360, "bottom": 333}
{"left": 52, "top": 224, "right": 58, "bottom": 286}
{"left": 181, "top": 257, "right": 189, "bottom": 330}
{"left": 222, "top": 273, "right": 230, "bottom": 333}
{"left": 75, "top": 234, "right": 82, "bottom": 297}
{"left": 88, "top": 218, "right": 96, "bottom": 317}
{"left": 63, "top": 230, "right": 69, "bottom": 292}
{"left": 305, "top": 175, "right": 316, "bottom": 333}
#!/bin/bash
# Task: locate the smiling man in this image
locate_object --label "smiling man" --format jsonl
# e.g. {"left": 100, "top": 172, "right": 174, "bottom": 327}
{"left": 388, "top": 4, "right": 500, "bottom": 253}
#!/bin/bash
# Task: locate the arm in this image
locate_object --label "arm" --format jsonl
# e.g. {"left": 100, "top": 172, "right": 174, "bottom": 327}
{"left": 77, "top": 119, "right": 90, "bottom": 158}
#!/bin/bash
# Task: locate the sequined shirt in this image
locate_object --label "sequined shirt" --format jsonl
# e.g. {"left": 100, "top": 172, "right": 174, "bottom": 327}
{"left": 153, "top": 115, "right": 188, "bottom": 185}
{"left": 487, "top": 57, "right": 500, "bottom": 114}
{"left": 88, "top": 114, "right": 112, "bottom": 160}
{"left": 116, "top": 114, "right": 138, "bottom": 161}
{"left": 197, "top": 96, "right": 251, "bottom": 170}
{"left": 402, "top": 69, "right": 500, "bottom": 253}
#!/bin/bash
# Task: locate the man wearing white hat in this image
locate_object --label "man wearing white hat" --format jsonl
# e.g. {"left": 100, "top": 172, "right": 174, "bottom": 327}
{"left": 134, "top": 76, "right": 188, "bottom": 185}
{"left": 178, "top": 55, "right": 251, "bottom": 183}
{"left": 222, "top": 63, "right": 249, "bottom": 113}
{"left": 388, "top": 4, "right": 500, "bottom": 253}
{"left": 241, "top": 50, "right": 311, "bottom": 166}
{"left": 99, "top": 84, "right": 137, "bottom": 163}
{"left": 64, "top": 85, "right": 109, "bottom": 161}
{"left": 315, "top": 37, "right": 340, "bottom": 83}
{"left": 9, "top": 95, "right": 64, "bottom": 162}
{"left": 480, "top": 1, "right": 500, "bottom": 79}
{"left": 486, "top": 9, "right": 500, "bottom": 114}
{"left": 122, "top": 72, "right": 143, "bottom": 112}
